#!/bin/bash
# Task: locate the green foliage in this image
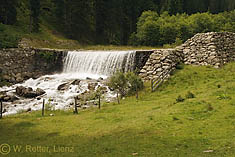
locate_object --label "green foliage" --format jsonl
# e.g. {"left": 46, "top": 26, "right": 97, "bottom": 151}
{"left": 185, "top": 91, "right": 195, "bottom": 99}
{"left": 1, "top": 63, "right": 235, "bottom": 156}
{"left": 38, "top": 51, "right": 54, "bottom": 62}
{"left": 217, "top": 93, "right": 232, "bottom": 100}
{"left": 189, "top": 12, "right": 214, "bottom": 33}
{"left": 45, "top": 98, "right": 55, "bottom": 111}
{"left": 108, "top": 71, "right": 128, "bottom": 97}
{"left": 126, "top": 72, "right": 144, "bottom": 95}
{"left": 0, "top": 24, "right": 19, "bottom": 48}
{"left": 108, "top": 71, "right": 144, "bottom": 100}
{"left": 29, "top": 0, "right": 40, "bottom": 32}
{"left": 176, "top": 95, "right": 185, "bottom": 103}
{"left": 132, "top": 10, "right": 235, "bottom": 47}
{"left": 0, "top": 0, "right": 17, "bottom": 25}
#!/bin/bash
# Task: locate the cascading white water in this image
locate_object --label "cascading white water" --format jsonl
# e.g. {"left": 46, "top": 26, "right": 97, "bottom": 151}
{"left": 63, "top": 50, "right": 136, "bottom": 78}
{"left": 0, "top": 50, "right": 137, "bottom": 115}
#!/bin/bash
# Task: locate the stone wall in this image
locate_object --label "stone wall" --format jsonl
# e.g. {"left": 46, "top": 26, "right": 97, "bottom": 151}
{"left": 181, "top": 32, "right": 235, "bottom": 68}
{"left": 0, "top": 48, "right": 66, "bottom": 84}
{"left": 139, "top": 49, "right": 183, "bottom": 81}
{"left": 139, "top": 32, "right": 235, "bottom": 81}
{"left": 134, "top": 50, "right": 153, "bottom": 71}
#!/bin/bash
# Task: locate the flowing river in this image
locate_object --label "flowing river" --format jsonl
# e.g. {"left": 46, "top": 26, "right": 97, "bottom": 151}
{"left": 0, "top": 50, "right": 136, "bottom": 115}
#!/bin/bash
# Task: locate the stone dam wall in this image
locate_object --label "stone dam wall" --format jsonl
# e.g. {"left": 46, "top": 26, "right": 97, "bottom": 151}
{"left": 0, "top": 48, "right": 151, "bottom": 84}
{"left": 0, "top": 48, "right": 66, "bottom": 84}
{"left": 0, "top": 32, "right": 234, "bottom": 84}
{"left": 140, "top": 32, "right": 235, "bottom": 81}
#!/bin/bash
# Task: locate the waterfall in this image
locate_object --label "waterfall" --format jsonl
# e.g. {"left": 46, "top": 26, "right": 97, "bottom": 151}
{"left": 0, "top": 50, "right": 137, "bottom": 115}
{"left": 63, "top": 50, "right": 136, "bottom": 78}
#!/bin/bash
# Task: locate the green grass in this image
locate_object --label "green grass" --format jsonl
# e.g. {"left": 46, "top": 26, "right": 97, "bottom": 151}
{"left": 0, "top": 63, "right": 235, "bottom": 157}
{"left": 0, "top": 20, "right": 161, "bottom": 50}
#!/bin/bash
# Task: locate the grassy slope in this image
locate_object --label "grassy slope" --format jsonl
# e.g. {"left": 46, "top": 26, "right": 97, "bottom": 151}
{"left": 0, "top": 63, "right": 235, "bottom": 157}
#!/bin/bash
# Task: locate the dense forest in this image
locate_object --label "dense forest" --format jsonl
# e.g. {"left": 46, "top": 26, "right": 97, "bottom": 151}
{"left": 0, "top": 0, "right": 235, "bottom": 48}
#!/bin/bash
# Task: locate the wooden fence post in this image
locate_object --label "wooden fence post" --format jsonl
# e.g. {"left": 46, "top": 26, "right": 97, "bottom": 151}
{"left": 74, "top": 97, "right": 78, "bottom": 114}
{"left": 42, "top": 99, "right": 45, "bottom": 116}
{"left": 98, "top": 95, "right": 101, "bottom": 109}
{"left": 0, "top": 101, "right": 2, "bottom": 119}
{"left": 117, "top": 92, "right": 120, "bottom": 104}
{"left": 151, "top": 79, "right": 153, "bottom": 92}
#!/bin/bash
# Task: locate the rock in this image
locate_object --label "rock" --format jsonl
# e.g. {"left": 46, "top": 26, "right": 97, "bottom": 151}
{"left": 26, "top": 108, "right": 31, "bottom": 112}
{"left": 88, "top": 82, "right": 98, "bottom": 91}
{"left": 3, "top": 96, "right": 11, "bottom": 102}
{"left": 57, "top": 83, "right": 70, "bottom": 91}
{"left": 36, "top": 88, "right": 46, "bottom": 96}
{"left": 16, "top": 86, "right": 26, "bottom": 96}
{"left": 2, "top": 109, "right": 7, "bottom": 113}
{"left": 16, "top": 86, "right": 39, "bottom": 98}
{"left": 24, "top": 89, "right": 37, "bottom": 98}
{"left": 3, "top": 75, "right": 10, "bottom": 81}
{"left": 98, "top": 77, "right": 104, "bottom": 81}
{"left": 71, "top": 79, "right": 81, "bottom": 85}
{"left": 9, "top": 95, "right": 19, "bottom": 102}
{"left": 86, "top": 77, "right": 92, "bottom": 80}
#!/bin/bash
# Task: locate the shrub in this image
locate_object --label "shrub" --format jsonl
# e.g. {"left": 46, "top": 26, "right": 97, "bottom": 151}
{"left": 108, "top": 71, "right": 144, "bottom": 102}
{"left": 188, "top": 12, "right": 215, "bottom": 33}
{"left": 108, "top": 71, "right": 128, "bottom": 103}
{"left": 133, "top": 10, "right": 235, "bottom": 47}
{"left": 45, "top": 98, "right": 55, "bottom": 111}
{"left": 126, "top": 72, "right": 144, "bottom": 99}
{"left": 185, "top": 91, "right": 195, "bottom": 99}
{"left": 176, "top": 95, "right": 185, "bottom": 103}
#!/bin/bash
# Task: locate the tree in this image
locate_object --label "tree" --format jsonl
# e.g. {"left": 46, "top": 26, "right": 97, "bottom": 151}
{"left": 108, "top": 71, "right": 128, "bottom": 104}
{"left": 0, "top": 0, "right": 17, "bottom": 25}
{"left": 189, "top": 12, "right": 215, "bottom": 33}
{"left": 29, "top": 0, "right": 40, "bottom": 32}
{"left": 126, "top": 72, "right": 144, "bottom": 100}
{"left": 135, "top": 11, "right": 160, "bottom": 46}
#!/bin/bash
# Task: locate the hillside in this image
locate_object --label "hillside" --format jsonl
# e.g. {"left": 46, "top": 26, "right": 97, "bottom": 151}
{"left": 1, "top": 62, "right": 235, "bottom": 156}
{"left": 1, "top": 0, "right": 235, "bottom": 49}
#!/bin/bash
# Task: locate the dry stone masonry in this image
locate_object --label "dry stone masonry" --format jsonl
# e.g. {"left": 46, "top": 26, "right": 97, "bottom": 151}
{"left": 139, "top": 32, "right": 235, "bottom": 81}
{"left": 139, "top": 49, "right": 183, "bottom": 81}
{"left": 0, "top": 32, "right": 234, "bottom": 84}
{"left": 0, "top": 48, "right": 66, "bottom": 84}
{"left": 181, "top": 32, "right": 235, "bottom": 68}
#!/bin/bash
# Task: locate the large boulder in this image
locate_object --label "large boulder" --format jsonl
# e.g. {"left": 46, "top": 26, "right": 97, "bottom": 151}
{"left": 57, "top": 83, "right": 70, "bottom": 91}
{"left": 36, "top": 88, "right": 46, "bottom": 96}
{"left": 16, "top": 86, "right": 45, "bottom": 98}
{"left": 71, "top": 79, "right": 81, "bottom": 85}
{"left": 16, "top": 86, "right": 26, "bottom": 96}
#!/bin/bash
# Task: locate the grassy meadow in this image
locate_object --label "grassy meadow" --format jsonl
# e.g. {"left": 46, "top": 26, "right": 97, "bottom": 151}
{"left": 0, "top": 62, "right": 235, "bottom": 157}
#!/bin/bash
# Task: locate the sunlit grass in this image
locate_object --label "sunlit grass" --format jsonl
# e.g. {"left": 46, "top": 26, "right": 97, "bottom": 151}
{"left": 0, "top": 62, "right": 235, "bottom": 156}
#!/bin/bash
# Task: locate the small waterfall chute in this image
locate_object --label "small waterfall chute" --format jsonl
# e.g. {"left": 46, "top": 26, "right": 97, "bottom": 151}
{"left": 63, "top": 50, "right": 136, "bottom": 78}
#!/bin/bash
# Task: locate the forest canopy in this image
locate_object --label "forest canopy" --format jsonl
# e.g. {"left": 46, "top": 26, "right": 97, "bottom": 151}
{"left": 0, "top": 0, "right": 235, "bottom": 47}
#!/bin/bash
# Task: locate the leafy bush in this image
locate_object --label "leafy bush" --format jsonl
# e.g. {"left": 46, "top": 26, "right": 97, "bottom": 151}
{"left": 108, "top": 71, "right": 127, "bottom": 98}
{"left": 176, "top": 95, "right": 185, "bottom": 103}
{"left": 45, "top": 98, "right": 55, "bottom": 111}
{"left": 108, "top": 71, "right": 144, "bottom": 102}
{"left": 131, "top": 10, "right": 235, "bottom": 46}
{"left": 126, "top": 72, "right": 144, "bottom": 99}
{"left": 185, "top": 91, "right": 195, "bottom": 99}
{"left": 135, "top": 11, "right": 160, "bottom": 46}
